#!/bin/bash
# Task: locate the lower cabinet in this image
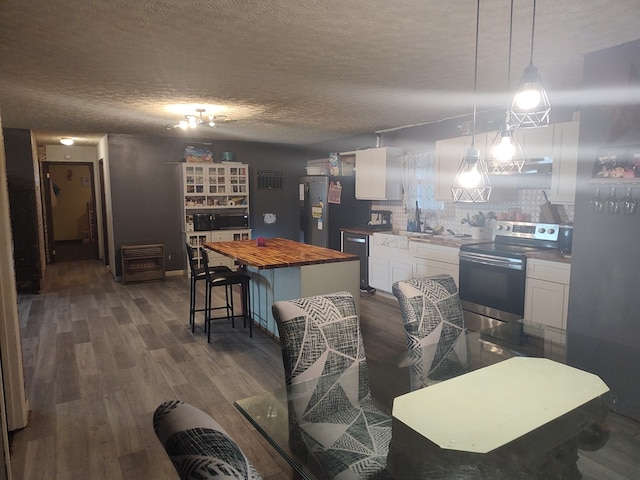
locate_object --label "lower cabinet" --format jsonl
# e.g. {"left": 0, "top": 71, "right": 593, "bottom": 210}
{"left": 368, "top": 242, "right": 413, "bottom": 293}
{"left": 185, "top": 229, "right": 251, "bottom": 273}
{"left": 524, "top": 259, "right": 571, "bottom": 330}
{"left": 410, "top": 242, "right": 460, "bottom": 285}
{"left": 369, "top": 257, "right": 413, "bottom": 293}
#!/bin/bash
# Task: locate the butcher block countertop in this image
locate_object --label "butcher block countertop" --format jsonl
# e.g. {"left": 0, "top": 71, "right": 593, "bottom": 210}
{"left": 203, "top": 238, "right": 358, "bottom": 270}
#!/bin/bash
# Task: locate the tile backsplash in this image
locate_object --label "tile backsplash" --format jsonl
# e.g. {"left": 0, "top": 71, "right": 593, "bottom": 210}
{"left": 374, "top": 176, "right": 574, "bottom": 236}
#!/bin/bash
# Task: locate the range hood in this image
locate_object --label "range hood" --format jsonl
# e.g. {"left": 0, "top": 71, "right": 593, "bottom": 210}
{"left": 489, "top": 156, "right": 553, "bottom": 175}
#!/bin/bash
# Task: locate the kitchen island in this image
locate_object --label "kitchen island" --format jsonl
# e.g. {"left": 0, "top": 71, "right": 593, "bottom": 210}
{"left": 203, "top": 238, "right": 360, "bottom": 337}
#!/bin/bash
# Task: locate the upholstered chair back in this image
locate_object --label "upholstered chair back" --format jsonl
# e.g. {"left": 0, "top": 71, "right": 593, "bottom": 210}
{"left": 272, "top": 292, "right": 392, "bottom": 480}
{"left": 272, "top": 291, "right": 370, "bottom": 403}
{"left": 392, "top": 274, "right": 469, "bottom": 390}
{"left": 153, "top": 400, "right": 262, "bottom": 480}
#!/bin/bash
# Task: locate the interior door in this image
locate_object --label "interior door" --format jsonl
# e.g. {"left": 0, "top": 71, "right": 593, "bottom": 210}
{"left": 99, "top": 158, "right": 109, "bottom": 265}
{"left": 41, "top": 163, "right": 56, "bottom": 263}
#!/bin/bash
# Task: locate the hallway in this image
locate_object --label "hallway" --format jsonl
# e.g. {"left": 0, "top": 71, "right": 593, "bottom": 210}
{"left": 53, "top": 241, "right": 98, "bottom": 262}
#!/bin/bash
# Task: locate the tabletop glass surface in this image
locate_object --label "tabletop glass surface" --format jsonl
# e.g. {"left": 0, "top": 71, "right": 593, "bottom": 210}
{"left": 235, "top": 359, "right": 615, "bottom": 480}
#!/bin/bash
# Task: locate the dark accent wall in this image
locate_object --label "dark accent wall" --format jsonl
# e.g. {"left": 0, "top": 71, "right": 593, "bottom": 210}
{"left": 3, "top": 128, "right": 41, "bottom": 292}
{"left": 107, "top": 134, "right": 322, "bottom": 276}
{"left": 567, "top": 39, "right": 640, "bottom": 421}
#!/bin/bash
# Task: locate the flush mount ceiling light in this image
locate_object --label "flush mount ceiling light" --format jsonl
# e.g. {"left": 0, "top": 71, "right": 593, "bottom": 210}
{"left": 452, "top": 0, "right": 491, "bottom": 203}
{"left": 509, "top": 0, "right": 550, "bottom": 129}
{"left": 165, "top": 108, "right": 236, "bottom": 130}
{"left": 60, "top": 137, "right": 74, "bottom": 146}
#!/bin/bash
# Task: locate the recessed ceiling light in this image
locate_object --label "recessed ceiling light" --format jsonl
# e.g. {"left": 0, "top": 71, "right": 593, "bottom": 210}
{"left": 60, "top": 138, "right": 74, "bottom": 146}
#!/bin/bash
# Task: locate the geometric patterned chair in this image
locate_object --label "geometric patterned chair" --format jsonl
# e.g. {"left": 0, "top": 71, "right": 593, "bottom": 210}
{"left": 153, "top": 400, "right": 262, "bottom": 480}
{"left": 392, "top": 274, "right": 470, "bottom": 390}
{"left": 272, "top": 291, "right": 392, "bottom": 480}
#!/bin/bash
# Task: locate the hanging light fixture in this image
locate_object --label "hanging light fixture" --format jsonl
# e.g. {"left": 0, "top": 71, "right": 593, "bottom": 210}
{"left": 166, "top": 109, "right": 236, "bottom": 130}
{"left": 452, "top": 0, "right": 491, "bottom": 203}
{"left": 488, "top": 0, "right": 526, "bottom": 174}
{"left": 509, "top": 0, "right": 550, "bottom": 128}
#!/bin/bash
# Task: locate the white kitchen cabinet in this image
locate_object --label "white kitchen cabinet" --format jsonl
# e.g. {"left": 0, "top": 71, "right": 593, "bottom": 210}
{"left": 368, "top": 239, "right": 413, "bottom": 293}
{"left": 182, "top": 163, "right": 251, "bottom": 274}
{"left": 183, "top": 163, "right": 249, "bottom": 212}
{"left": 185, "top": 230, "right": 251, "bottom": 272}
{"left": 355, "top": 147, "right": 404, "bottom": 200}
{"left": 549, "top": 121, "right": 579, "bottom": 204}
{"left": 524, "top": 259, "right": 571, "bottom": 331}
{"left": 514, "top": 126, "right": 554, "bottom": 160}
{"left": 434, "top": 133, "right": 488, "bottom": 202}
{"left": 409, "top": 242, "right": 460, "bottom": 285}
{"left": 369, "top": 257, "right": 413, "bottom": 293}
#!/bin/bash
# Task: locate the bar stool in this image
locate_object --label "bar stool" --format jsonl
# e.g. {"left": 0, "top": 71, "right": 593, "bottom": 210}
{"left": 185, "top": 243, "right": 231, "bottom": 333}
{"left": 200, "top": 247, "right": 253, "bottom": 342}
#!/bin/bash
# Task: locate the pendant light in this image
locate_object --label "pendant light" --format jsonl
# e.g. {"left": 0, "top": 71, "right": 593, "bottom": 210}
{"left": 509, "top": 0, "right": 550, "bottom": 128}
{"left": 452, "top": 0, "right": 491, "bottom": 203}
{"left": 488, "top": 0, "right": 526, "bottom": 174}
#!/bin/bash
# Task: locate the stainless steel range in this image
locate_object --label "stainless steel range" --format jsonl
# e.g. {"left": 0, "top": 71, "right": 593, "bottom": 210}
{"left": 458, "top": 221, "right": 560, "bottom": 332}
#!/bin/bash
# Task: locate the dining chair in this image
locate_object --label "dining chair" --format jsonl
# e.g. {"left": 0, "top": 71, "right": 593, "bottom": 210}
{"left": 185, "top": 242, "right": 230, "bottom": 333}
{"left": 392, "top": 274, "right": 470, "bottom": 390}
{"left": 201, "top": 247, "right": 253, "bottom": 341}
{"left": 272, "top": 291, "right": 392, "bottom": 480}
{"left": 153, "top": 400, "right": 262, "bottom": 480}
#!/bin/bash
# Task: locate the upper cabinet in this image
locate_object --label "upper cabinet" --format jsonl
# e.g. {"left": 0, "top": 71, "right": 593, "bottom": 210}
{"left": 514, "top": 125, "right": 554, "bottom": 160}
{"left": 355, "top": 147, "right": 404, "bottom": 200}
{"left": 435, "top": 121, "right": 579, "bottom": 204}
{"left": 549, "top": 121, "right": 579, "bottom": 204}
{"left": 183, "top": 163, "right": 249, "bottom": 210}
{"left": 515, "top": 121, "right": 579, "bottom": 204}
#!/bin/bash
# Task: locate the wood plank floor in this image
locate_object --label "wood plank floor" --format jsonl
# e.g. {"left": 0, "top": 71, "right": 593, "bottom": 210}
{"left": 10, "top": 260, "right": 640, "bottom": 479}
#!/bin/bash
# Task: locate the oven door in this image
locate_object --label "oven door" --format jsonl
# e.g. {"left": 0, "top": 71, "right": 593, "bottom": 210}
{"left": 458, "top": 251, "right": 526, "bottom": 330}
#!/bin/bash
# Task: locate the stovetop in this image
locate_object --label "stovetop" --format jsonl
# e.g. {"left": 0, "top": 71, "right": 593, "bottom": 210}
{"left": 460, "top": 221, "right": 560, "bottom": 258}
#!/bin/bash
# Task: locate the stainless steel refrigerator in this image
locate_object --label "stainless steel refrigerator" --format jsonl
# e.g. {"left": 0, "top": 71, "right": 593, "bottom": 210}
{"left": 567, "top": 39, "right": 640, "bottom": 421}
{"left": 299, "top": 175, "right": 371, "bottom": 251}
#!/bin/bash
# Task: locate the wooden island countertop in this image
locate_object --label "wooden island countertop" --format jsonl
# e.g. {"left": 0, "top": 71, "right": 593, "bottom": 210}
{"left": 203, "top": 237, "right": 358, "bottom": 270}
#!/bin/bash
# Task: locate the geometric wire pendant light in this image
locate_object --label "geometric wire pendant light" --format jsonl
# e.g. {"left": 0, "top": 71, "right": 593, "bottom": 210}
{"left": 452, "top": 0, "right": 492, "bottom": 202}
{"left": 509, "top": 0, "right": 551, "bottom": 129}
{"left": 488, "top": 0, "right": 526, "bottom": 174}
{"left": 487, "top": 115, "right": 526, "bottom": 174}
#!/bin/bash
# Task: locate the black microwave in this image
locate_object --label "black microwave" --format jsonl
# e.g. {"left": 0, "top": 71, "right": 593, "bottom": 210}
{"left": 217, "top": 214, "right": 249, "bottom": 230}
{"left": 193, "top": 213, "right": 214, "bottom": 231}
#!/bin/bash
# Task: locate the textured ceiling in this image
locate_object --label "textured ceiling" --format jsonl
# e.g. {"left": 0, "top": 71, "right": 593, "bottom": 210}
{"left": 1, "top": 0, "right": 639, "bottom": 147}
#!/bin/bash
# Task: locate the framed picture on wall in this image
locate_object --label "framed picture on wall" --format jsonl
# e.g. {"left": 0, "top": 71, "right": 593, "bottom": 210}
{"left": 591, "top": 145, "right": 640, "bottom": 181}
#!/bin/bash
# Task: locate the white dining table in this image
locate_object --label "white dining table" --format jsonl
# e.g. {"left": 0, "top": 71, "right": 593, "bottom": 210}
{"left": 392, "top": 356, "right": 610, "bottom": 453}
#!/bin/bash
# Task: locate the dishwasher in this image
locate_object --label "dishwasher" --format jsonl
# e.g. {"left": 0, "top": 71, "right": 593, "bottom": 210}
{"left": 341, "top": 231, "right": 374, "bottom": 293}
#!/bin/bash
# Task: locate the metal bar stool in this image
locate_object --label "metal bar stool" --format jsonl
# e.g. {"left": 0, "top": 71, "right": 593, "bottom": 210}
{"left": 201, "top": 247, "right": 253, "bottom": 342}
{"left": 185, "top": 243, "right": 230, "bottom": 333}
